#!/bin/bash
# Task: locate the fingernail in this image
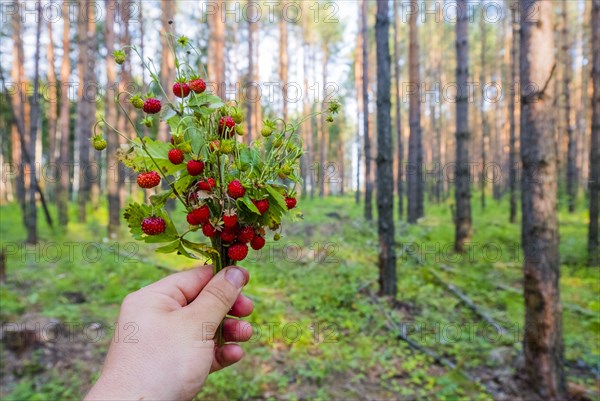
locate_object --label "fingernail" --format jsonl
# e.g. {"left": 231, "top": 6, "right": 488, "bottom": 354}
{"left": 225, "top": 267, "right": 245, "bottom": 289}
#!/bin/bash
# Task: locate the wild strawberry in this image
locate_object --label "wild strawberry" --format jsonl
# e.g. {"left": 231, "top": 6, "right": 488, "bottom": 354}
{"left": 209, "top": 140, "right": 220, "bottom": 152}
{"left": 137, "top": 171, "right": 161, "bottom": 188}
{"left": 92, "top": 135, "right": 107, "bottom": 151}
{"left": 223, "top": 214, "right": 237, "bottom": 228}
{"left": 172, "top": 82, "right": 190, "bottom": 98}
{"left": 129, "top": 94, "right": 144, "bottom": 109}
{"left": 141, "top": 216, "right": 166, "bottom": 235}
{"left": 220, "top": 226, "right": 238, "bottom": 243}
{"left": 228, "top": 242, "right": 248, "bottom": 261}
{"left": 187, "top": 159, "right": 204, "bottom": 176}
{"left": 218, "top": 116, "right": 236, "bottom": 137}
{"left": 253, "top": 199, "right": 269, "bottom": 215}
{"left": 189, "top": 78, "right": 206, "bottom": 94}
{"left": 187, "top": 205, "right": 210, "bottom": 225}
{"left": 168, "top": 148, "right": 185, "bottom": 164}
{"left": 238, "top": 226, "right": 255, "bottom": 243}
{"left": 143, "top": 98, "right": 162, "bottom": 114}
{"left": 228, "top": 180, "right": 245, "bottom": 199}
{"left": 250, "top": 235, "right": 266, "bottom": 250}
{"left": 202, "top": 223, "right": 216, "bottom": 237}
{"left": 231, "top": 109, "right": 243, "bottom": 124}
{"left": 198, "top": 178, "right": 215, "bottom": 191}
{"left": 113, "top": 49, "right": 126, "bottom": 65}
{"left": 220, "top": 139, "right": 235, "bottom": 154}
{"left": 285, "top": 196, "right": 297, "bottom": 210}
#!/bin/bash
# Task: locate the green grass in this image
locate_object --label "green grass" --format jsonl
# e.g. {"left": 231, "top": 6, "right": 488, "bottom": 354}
{"left": 0, "top": 196, "right": 598, "bottom": 400}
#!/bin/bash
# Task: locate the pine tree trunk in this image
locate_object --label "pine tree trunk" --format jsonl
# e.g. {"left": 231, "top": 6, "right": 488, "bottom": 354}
{"left": 10, "top": 4, "right": 25, "bottom": 211}
{"left": 159, "top": 0, "right": 175, "bottom": 143}
{"left": 589, "top": 0, "right": 600, "bottom": 266}
{"left": 76, "top": 0, "right": 96, "bottom": 223}
{"left": 319, "top": 45, "right": 329, "bottom": 198}
{"left": 209, "top": 0, "right": 226, "bottom": 98}
{"left": 106, "top": 0, "right": 120, "bottom": 238}
{"left": 361, "top": 0, "right": 373, "bottom": 220}
{"left": 393, "top": 1, "right": 403, "bottom": 219}
{"left": 509, "top": 3, "right": 519, "bottom": 223}
{"left": 47, "top": 20, "right": 58, "bottom": 196}
{"left": 26, "top": 5, "right": 42, "bottom": 244}
{"left": 454, "top": 0, "right": 472, "bottom": 251}
{"left": 375, "top": 0, "right": 397, "bottom": 297}
{"left": 57, "top": 1, "right": 71, "bottom": 227}
{"left": 562, "top": 0, "right": 577, "bottom": 213}
{"left": 520, "top": 1, "right": 567, "bottom": 398}
{"left": 354, "top": 14, "right": 363, "bottom": 204}
{"left": 407, "top": 0, "right": 422, "bottom": 224}
{"left": 479, "top": 18, "right": 487, "bottom": 211}
{"left": 247, "top": 3, "right": 255, "bottom": 144}
{"left": 279, "top": 4, "right": 288, "bottom": 121}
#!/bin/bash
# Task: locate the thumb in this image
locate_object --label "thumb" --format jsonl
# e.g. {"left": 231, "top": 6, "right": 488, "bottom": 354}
{"left": 187, "top": 266, "right": 248, "bottom": 333}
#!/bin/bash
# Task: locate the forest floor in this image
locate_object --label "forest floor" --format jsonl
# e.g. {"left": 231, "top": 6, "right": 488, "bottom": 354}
{"left": 0, "top": 195, "right": 598, "bottom": 401}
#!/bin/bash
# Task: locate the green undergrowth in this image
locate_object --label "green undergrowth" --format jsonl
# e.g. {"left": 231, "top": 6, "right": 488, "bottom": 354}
{"left": 0, "top": 195, "right": 597, "bottom": 400}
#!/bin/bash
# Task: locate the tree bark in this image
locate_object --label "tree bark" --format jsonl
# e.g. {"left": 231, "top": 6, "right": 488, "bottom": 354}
{"left": 589, "top": 0, "right": 600, "bottom": 266}
{"left": 361, "top": 0, "right": 373, "bottom": 220}
{"left": 375, "top": 0, "right": 397, "bottom": 297}
{"left": 76, "top": 0, "right": 97, "bottom": 223}
{"left": 520, "top": 1, "right": 567, "bottom": 398}
{"left": 279, "top": 2, "right": 288, "bottom": 121}
{"left": 354, "top": 11, "right": 363, "bottom": 204}
{"left": 562, "top": 0, "right": 577, "bottom": 213}
{"left": 393, "top": 0, "right": 403, "bottom": 219}
{"left": 454, "top": 0, "right": 472, "bottom": 251}
{"left": 26, "top": 4, "right": 42, "bottom": 244}
{"left": 407, "top": 0, "right": 422, "bottom": 224}
{"left": 209, "top": 0, "right": 226, "bottom": 98}
{"left": 509, "top": 3, "right": 519, "bottom": 223}
{"left": 106, "top": 0, "right": 120, "bottom": 238}
{"left": 479, "top": 17, "right": 487, "bottom": 211}
{"left": 247, "top": 2, "right": 255, "bottom": 144}
{"left": 47, "top": 19, "right": 58, "bottom": 190}
{"left": 319, "top": 44, "right": 329, "bottom": 198}
{"left": 159, "top": 0, "right": 175, "bottom": 143}
{"left": 57, "top": 1, "right": 71, "bottom": 227}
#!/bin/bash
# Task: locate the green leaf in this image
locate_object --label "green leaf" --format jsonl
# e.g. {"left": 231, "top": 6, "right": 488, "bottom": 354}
{"left": 123, "top": 202, "right": 179, "bottom": 244}
{"left": 130, "top": 138, "right": 186, "bottom": 177}
{"left": 181, "top": 239, "right": 220, "bottom": 260}
{"left": 266, "top": 185, "right": 287, "bottom": 210}
{"left": 177, "top": 243, "right": 197, "bottom": 259}
{"left": 150, "top": 189, "right": 174, "bottom": 208}
{"left": 174, "top": 172, "right": 195, "bottom": 196}
{"left": 155, "top": 240, "right": 181, "bottom": 254}
{"left": 238, "top": 195, "right": 261, "bottom": 215}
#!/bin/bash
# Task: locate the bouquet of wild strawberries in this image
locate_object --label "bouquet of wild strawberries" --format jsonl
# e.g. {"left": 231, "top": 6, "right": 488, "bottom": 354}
{"left": 93, "top": 35, "right": 339, "bottom": 274}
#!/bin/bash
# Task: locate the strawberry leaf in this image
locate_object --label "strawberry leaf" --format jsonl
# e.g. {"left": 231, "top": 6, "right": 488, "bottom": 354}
{"left": 150, "top": 189, "right": 174, "bottom": 208}
{"left": 238, "top": 195, "right": 261, "bottom": 215}
{"left": 130, "top": 138, "right": 186, "bottom": 176}
{"left": 155, "top": 240, "right": 181, "bottom": 254}
{"left": 265, "top": 185, "right": 287, "bottom": 210}
{"left": 181, "top": 239, "right": 219, "bottom": 260}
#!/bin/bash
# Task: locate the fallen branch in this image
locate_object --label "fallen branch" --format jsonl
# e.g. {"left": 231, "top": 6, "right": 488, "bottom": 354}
{"left": 368, "top": 295, "right": 474, "bottom": 381}
{"left": 428, "top": 268, "right": 509, "bottom": 336}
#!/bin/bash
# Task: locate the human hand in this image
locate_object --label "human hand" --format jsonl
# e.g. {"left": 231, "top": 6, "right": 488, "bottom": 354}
{"left": 85, "top": 265, "right": 253, "bottom": 401}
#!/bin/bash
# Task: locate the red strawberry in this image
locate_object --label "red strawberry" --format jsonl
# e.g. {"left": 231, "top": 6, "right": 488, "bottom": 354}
{"left": 218, "top": 116, "right": 236, "bottom": 137}
{"left": 137, "top": 171, "right": 161, "bottom": 189}
{"left": 223, "top": 214, "right": 237, "bottom": 228}
{"left": 187, "top": 159, "right": 204, "bottom": 176}
{"left": 143, "top": 98, "right": 161, "bottom": 114}
{"left": 250, "top": 235, "right": 266, "bottom": 250}
{"left": 209, "top": 140, "right": 220, "bottom": 152}
{"left": 187, "top": 205, "right": 210, "bottom": 225}
{"left": 228, "top": 242, "right": 249, "bottom": 261}
{"left": 253, "top": 199, "right": 270, "bottom": 215}
{"left": 228, "top": 180, "right": 245, "bottom": 199}
{"left": 202, "top": 223, "right": 216, "bottom": 237}
{"left": 189, "top": 78, "right": 206, "bottom": 94}
{"left": 141, "top": 216, "right": 166, "bottom": 235}
{"left": 220, "top": 226, "right": 238, "bottom": 243}
{"left": 285, "top": 196, "right": 297, "bottom": 210}
{"left": 172, "top": 82, "right": 190, "bottom": 98}
{"left": 168, "top": 148, "right": 185, "bottom": 164}
{"left": 238, "top": 226, "right": 255, "bottom": 243}
{"left": 198, "top": 178, "right": 215, "bottom": 191}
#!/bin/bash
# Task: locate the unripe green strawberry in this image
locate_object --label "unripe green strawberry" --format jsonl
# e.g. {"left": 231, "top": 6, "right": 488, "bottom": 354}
{"left": 92, "top": 135, "right": 107, "bottom": 151}
{"left": 220, "top": 140, "right": 234, "bottom": 154}
{"left": 235, "top": 125, "right": 244, "bottom": 136}
{"left": 113, "top": 49, "right": 126, "bottom": 65}
{"left": 179, "top": 142, "right": 192, "bottom": 154}
{"left": 261, "top": 126, "right": 273, "bottom": 137}
{"left": 142, "top": 117, "right": 153, "bottom": 127}
{"left": 231, "top": 109, "right": 243, "bottom": 124}
{"left": 130, "top": 94, "right": 144, "bottom": 109}
{"left": 274, "top": 233, "right": 281, "bottom": 241}
{"left": 273, "top": 135, "right": 284, "bottom": 148}
{"left": 326, "top": 115, "right": 334, "bottom": 123}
